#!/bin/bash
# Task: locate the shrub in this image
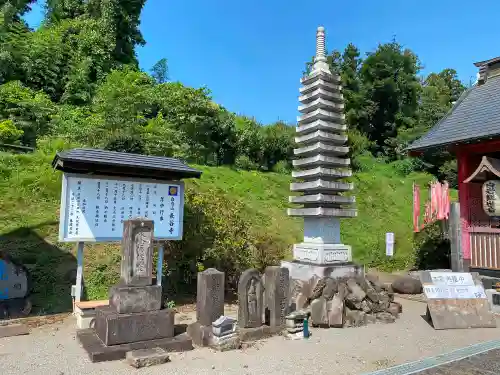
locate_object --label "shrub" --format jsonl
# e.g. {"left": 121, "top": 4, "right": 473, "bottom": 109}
{"left": 272, "top": 160, "right": 291, "bottom": 174}
{"left": 234, "top": 155, "right": 259, "bottom": 171}
{"left": 0, "top": 119, "right": 23, "bottom": 144}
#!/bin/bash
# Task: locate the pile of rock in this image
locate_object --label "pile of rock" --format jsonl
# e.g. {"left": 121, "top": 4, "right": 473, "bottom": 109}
{"left": 308, "top": 274, "right": 402, "bottom": 328}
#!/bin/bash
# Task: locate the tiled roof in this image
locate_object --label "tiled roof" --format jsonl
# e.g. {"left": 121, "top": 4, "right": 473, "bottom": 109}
{"left": 407, "top": 75, "right": 500, "bottom": 152}
{"left": 52, "top": 148, "right": 202, "bottom": 180}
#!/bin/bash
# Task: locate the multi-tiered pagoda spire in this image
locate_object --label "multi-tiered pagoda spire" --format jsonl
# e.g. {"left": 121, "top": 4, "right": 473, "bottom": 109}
{"left": 288, "top": 26, "right": 357, "bottom": 265}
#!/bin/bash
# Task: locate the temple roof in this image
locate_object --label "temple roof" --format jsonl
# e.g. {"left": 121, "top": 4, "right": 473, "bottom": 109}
{"left": 407, "top": 75, "right": 500, "bottom": 152}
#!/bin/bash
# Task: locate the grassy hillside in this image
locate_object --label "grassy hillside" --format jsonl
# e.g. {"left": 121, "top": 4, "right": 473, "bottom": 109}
{"left": 0, "top": 142, "right": 436, "bottom": 314}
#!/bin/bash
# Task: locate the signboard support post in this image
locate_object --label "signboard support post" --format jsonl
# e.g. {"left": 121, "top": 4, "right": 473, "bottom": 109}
{"left": 156, "top": 244, "right": 164, "bottom": 286}
{"left": 449, "top": 202, "right": 464, "bottom": 272}
{"left": 75, "top": 241, "right": 84, "bottom": 303}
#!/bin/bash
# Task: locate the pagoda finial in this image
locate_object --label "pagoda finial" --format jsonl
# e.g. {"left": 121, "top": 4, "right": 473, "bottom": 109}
{"left": 313, "top": 26, "right": 330, "bottom": 72}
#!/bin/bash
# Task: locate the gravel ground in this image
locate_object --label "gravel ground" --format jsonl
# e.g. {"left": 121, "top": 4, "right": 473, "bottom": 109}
{"left": 1, "top": 298, "right": 499, "bottom": 375}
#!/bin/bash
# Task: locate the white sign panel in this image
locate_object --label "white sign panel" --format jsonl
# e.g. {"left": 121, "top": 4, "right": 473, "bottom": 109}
{"left": 59, "top": 174, "right": 184, "bottom": 242}
{"left": 429, "top": 272, "right": 474, "bottom": 287}
{"left": 385, "top": 232, "right": 394, "bottom": 257}
{"left": 423, "top": 285, "right": 486, "bottom": 300}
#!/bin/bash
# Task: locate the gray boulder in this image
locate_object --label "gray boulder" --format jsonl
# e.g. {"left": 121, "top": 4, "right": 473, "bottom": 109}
{"left": 391, "top": 275, "right": 422, "bottom": 294}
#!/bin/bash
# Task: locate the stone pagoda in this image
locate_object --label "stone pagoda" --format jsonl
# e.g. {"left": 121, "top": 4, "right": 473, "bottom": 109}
{"left": 282, "top": 26, "right": 363, "bottom": 305}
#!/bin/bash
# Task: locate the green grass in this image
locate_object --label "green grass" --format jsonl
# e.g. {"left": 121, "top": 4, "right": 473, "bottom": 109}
{"left": 0, "top": 147, "right": 438, "bottom": 314}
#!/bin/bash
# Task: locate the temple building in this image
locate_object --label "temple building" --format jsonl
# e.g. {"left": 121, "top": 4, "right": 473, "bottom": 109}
{"left": 408, "top": 56, "right": 500, "bottom": 274}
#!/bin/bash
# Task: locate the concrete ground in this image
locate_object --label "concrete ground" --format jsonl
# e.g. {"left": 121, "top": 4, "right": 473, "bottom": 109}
{"left": 1, "top": 298, "right": 499, "bottom": 375}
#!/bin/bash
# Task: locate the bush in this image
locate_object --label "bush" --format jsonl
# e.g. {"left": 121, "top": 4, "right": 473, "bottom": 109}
{"left": 272, "top": 160, "right": 291, "bottom": 174}
{"left": 0, "top": 119, "right": 23, "bottom": 144}
{"left": 162, "top": 187, "right": 254, "bottom": 294}
{"left": 392, "top": 157, "right": 424, "bottom": 176}
{"left": 234, "top": 155, "right": 259, "bottom": 171}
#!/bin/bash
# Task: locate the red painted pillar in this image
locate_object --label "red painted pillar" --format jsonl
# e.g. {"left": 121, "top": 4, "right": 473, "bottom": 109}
{"left": 457, "top": 150, "right": 471, "bottom": 261}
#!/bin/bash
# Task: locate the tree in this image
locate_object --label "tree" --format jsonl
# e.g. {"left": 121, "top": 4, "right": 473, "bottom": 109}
{"left": 45, "top": 0, "right": 86, "bottom": 22}
{"left": 151, "top": 58, "right": 169, "bottom": 84}
{"left": 359, "top": 40, "right": 421, "bottom": 158}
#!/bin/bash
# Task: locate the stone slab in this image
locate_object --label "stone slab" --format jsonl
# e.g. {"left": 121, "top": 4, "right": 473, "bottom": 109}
{"left": 120, "top": 219, "right": 154, "bottom": 287}
{"left": 109, "top": 284, "right": 162, "bottom": 314}
{"left": 264, "top": 266, "right": 289, "bottom": 330}
{"left": 95, "top": 307, "right": 174, "bottom": 346}
{"left": 420, "top": 271, "right": 497, "bottom": 329}
{"left": 196, "top": 268, "right": 224, "bottom": 327}
{"left": 0, "top": 323, "right": 29, "bottom": 338}
{"left": 292, "top": 242, "right": 352, "bottom": 264}
{"left": 125, "top": 347, "right": 170, "bottom": 368}
{"left": 77, "top": 329, "right": 193, "bottom": 363}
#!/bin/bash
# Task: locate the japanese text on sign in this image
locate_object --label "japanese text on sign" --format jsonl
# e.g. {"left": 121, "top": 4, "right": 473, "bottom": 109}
{"left": 423, "top": 285, "right": 486, "bottom": 300}
{"left": 482, "top": 180, "right": 500, "bottom": 216}
{"left": 59, "top": 175, "right": 184, "bottom": 242}
{"left": 429, "top": 272, "right": 474, "bottom": 287}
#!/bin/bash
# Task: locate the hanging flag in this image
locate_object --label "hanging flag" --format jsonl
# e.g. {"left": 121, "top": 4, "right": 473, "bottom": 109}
{"left": 442, "top": 181, "right": 450, "bottom": 220}
{"left": 413, "top": 183, "right": 421, "bottom": 232}
{"left": 412, "top": 180, "right": 450, "bottom": 233}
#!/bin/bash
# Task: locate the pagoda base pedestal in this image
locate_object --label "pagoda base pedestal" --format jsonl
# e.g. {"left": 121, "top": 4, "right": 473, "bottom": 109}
{"left": 292, "top": 242, "right": 352, "bottom": 264}
{"left": 281, "top": 258, "right": 364, "bottom": 312}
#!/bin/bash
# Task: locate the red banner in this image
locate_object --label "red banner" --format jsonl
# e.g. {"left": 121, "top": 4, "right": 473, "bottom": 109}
{"left": 413, "top": 181, "right": 450, "bottom": 233}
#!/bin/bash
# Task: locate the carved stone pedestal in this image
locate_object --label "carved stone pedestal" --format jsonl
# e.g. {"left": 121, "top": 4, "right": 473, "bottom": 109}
{"left": 77, "top": 219, "right": 193, "bottom": 362}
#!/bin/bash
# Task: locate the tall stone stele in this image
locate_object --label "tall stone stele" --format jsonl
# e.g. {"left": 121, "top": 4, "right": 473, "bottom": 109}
{"left": 288, "top": 26, "right": 357, "bottom": 266}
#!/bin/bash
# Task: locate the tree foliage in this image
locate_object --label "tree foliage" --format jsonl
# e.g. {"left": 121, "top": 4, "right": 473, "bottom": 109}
{"left": 0, "top": 0, "right": 466, "bottom": 185}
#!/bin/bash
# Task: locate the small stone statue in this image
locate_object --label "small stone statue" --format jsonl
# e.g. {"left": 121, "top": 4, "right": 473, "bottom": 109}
{"left": 247, "top": 278, "right": 258, "bottom": 318}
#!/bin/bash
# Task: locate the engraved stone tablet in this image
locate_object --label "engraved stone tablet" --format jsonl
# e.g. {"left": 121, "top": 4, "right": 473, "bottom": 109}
{"left": 120, "top": 219, "right": 154, "bottom": 286}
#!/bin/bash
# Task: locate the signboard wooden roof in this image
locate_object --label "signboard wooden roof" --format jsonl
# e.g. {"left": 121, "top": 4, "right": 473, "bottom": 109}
{"left": 52, "top": 148, "right": 202, "bottom": 181}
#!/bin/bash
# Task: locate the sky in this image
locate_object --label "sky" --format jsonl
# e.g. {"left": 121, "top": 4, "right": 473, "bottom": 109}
{"left": 24, "top": 0, "right": 500, "bottom": 125}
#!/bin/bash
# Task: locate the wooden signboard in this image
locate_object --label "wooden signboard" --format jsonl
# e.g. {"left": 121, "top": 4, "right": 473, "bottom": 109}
{"left": 420, "top": 271, "right": 496, "bottom": 330}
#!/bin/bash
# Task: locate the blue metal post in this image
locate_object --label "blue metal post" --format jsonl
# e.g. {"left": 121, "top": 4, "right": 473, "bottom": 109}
{"left": 157, "top": 244, "right": 164, "bottom": 286}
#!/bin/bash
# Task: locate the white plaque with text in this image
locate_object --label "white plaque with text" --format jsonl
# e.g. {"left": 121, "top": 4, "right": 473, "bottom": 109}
{"left": 429, "top": 272, "right": 474, "bottom": 287}
{"left": 59, "top": 174, "right": 184, "bottom": 242}
{"left": 423, "top": 285, "right": 486, "bottom": 300}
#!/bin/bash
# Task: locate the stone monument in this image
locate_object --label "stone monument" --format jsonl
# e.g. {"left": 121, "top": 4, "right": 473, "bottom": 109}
{"left": 77, "top": 219, "right": 193, "bottom": 362}
{"left": 186, "top": 268, "right": 225, "bottom": 346}
{"left": 281, "top": 26, "right": 363, "bottom": 306}
{"left": 238, "top": 269, "right": 264, "bottom": 328}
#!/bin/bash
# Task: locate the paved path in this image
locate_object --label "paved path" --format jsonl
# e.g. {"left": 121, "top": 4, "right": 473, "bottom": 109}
{"left": 415, "top": 348, "right": 500, "bottom": 375}
{"left": 1, "top": 298, "right": 500, "bottom": 375}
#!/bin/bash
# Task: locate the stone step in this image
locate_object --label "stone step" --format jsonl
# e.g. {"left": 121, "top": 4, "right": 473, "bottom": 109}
{"left": 293, "top": 154, "right": 351, "bottom": 168}
{"left": 294, "top": 142, "right": 349, "bottom": 157}
{"left": 299, "top": 78, "right": 342, "bottom": 96}
{"left": 287, "top": 207, "right": 358, "bottom": 217}
{"left": 290, "top": 179, "right": 353, "bottom": 192}
{"left": 298, "top": 97, "right": 344, "bottom": 114}
{"left": 295, "top": 130, "right": 347, "bottom": 145}
{"left": 296, "top": 119, "right": 346, "bottom": 135}
{"left": 300, "top": 69, "right": 341, "bottom": 86}
{"left": 298, "top": 108, "right": 345, "bottom": 125}
{"left": 289, "top": 193, "right": 355, "bottom": 205}
{"left": 292, "top": 166, "right": 352, "bottom": 179}
{"left": 299, "top": 87, "right": 343, "bottom": 104}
